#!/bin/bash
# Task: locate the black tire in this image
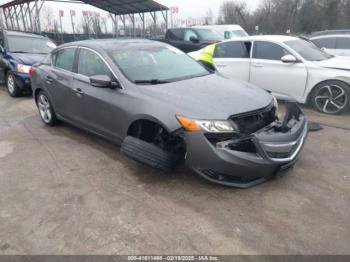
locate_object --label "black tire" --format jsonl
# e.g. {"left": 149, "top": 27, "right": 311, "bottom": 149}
{"left": 311, "top": 80, "right": 350, "bottom": 115}
{"left": 121, "top": 136, "right": 177, "bottom": 172}
{"left": 36, "top": 91, "right": 59, "bottom": 126}
{"left": 6, "top": 72, "right": 22, "bottom": 97}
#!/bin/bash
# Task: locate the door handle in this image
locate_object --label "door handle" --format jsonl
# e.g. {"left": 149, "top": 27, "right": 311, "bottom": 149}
{"left": 45, "top": 76, "right": 53, "bottom": 84}
{"left": 73, "top": 88, "right": 84, "bottom": 96}
{"left": 252, "top": 63, "right": 264, "bottom": 68}
{"left": 216, "top": 64, "right": 227, "bottom": 68}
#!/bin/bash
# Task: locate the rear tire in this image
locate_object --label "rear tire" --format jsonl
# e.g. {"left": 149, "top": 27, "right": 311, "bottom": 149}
{"left": 121, "top": 136, "right": 178, "bottom": 172}
{"left": 6, "top": 72, "right": 21, "bottom": 97}
{"left": 311, "top": 80, "right": 350, "bottom": 114}
{"left": 36, "top": 91, "right": 58, "bottom": 126}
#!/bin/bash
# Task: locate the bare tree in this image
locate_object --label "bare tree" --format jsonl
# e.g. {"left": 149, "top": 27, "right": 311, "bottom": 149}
{"left": 217, "top": 0, "right": 350, "bottom": 35}
{"left": 41, "top": 6, "right": 57, "bottom": 32}
{"left": 204, "top": 8, "right": 214, "bottom": 25}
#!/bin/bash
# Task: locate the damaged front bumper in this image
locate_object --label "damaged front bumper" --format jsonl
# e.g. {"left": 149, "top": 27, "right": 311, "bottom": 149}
{"left": 184, "top": 103, "right": 308, "bottom": 188}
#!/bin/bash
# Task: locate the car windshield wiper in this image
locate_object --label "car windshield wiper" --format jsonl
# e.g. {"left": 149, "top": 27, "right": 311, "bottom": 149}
{"left": 11, "top": 51, "right": 30, "bottom": 53}
{"left": 134, "top": 79, "right": 170, "bottom": 85}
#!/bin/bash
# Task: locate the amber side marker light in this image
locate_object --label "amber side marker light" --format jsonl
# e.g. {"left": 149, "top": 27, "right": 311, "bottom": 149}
{"left": 176, "top": 115, "right": 201, "bottom": 132}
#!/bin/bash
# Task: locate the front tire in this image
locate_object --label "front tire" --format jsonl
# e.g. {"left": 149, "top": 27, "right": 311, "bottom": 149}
{"left": 36, "top": 91, "right": 58, "bottom": 126}
{"left": 121, "top": 136, "right": 178, "bottom": 172}
{"left": 311, "top": 80, "right": 350, "bottom": 115}
{"left": 6, "top": 72, "right": 21, "bottom": 97}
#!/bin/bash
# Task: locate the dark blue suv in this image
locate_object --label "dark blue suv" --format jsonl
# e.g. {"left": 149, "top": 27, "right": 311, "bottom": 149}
{"left": 0, "top": 31, "right": 56, "bottom": 97}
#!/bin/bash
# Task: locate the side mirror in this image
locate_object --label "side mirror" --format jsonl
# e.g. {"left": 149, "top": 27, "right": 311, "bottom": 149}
{"left": 189, "top": 36, "right": 199, "bottom": 43}
{"left": 281, "top": 54, "right": 298, "bottom": 63}
{"left": 90, "top": 75, "right": 111, "bottom": 88}
{"left": 0, "top": 46, "right": 5, "bottom": 54}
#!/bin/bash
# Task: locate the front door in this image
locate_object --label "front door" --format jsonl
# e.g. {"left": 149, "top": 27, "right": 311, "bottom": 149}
{"left": 73, "top": 48, "right": 123, "bottom": 141}
{"left": 250, "top": 41, "right": 308, "bottom": 101}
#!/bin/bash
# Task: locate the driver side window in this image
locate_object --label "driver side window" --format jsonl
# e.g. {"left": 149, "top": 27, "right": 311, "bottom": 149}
{"left": 253, "top": 41, "right": 290, "bottom": 61}
{"left": 78, "top": 49, "right": 112, "bottom": 78}
{"left": 184, "top": 30, "right": 198, "bottom": 42}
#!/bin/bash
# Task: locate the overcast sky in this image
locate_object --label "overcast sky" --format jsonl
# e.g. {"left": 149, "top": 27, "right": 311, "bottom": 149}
{"left": 0, "top": 0, "right": 262, "bottom": 32}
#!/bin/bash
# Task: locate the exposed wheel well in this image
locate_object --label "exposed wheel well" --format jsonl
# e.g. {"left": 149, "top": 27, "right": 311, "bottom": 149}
{"left": 127, "top": 119, "right": 169, "bottom": 143}
{"left": 127, "top": 119, "right": 186, "bottom": 155}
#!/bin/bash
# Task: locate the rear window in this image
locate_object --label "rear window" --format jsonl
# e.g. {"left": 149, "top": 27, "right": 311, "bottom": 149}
{"left": 214, "top": 41, "right": 251, "bottom": 58}
{"left": 167, "top": 29, "right": 183, "bottom": 41}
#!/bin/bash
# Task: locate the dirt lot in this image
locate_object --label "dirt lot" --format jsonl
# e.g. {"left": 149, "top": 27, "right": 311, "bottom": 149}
{"left": 0, "top": 87, "right": 349, "bottom": 255}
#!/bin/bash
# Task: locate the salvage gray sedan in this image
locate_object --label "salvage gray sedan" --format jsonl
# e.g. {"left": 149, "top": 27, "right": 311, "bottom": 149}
{"left": 30, "top": 39, "right": 308, "bottom": 188}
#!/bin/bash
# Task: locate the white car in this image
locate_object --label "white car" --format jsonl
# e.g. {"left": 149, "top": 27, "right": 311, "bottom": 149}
{"left": 311, "top": 34, "right": 350, "bottom": 57}
{"left": 189, "top": 35, "right": 350, "bottom": 114}
{"left": 193, "top": 25, "right": 248, "bottom": 40}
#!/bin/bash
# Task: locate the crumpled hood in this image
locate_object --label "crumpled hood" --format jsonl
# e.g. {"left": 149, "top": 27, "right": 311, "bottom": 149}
{"left": 314, "top": 56, "right": 350, "bottom": 71}
{"left": 139, "top": 74, "right": 273, "bottom": 120}
{"left": 10, "top": 53, "right": 46, "bottom": 65}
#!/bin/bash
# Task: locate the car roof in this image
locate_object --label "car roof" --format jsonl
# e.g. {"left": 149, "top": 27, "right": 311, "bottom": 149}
{"left": 311, "top": 34, "right": 350, "bottom": 39}
{"left": 59, "top": 38, "right": 168, "bottom": 50}
{"left": 2, "top": 30, "right": 48, "bottom": 39}
{"left": 222, "top": 35, "right": 298, "bottom": 43}
{"left": 311, "top": 30, "right": 350, "bottom": 37}
{"left": 193, "top": 25, "right": 244, "bottom": 30}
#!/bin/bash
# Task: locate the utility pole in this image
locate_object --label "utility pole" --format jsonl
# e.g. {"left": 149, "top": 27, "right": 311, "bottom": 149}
{"left": 70, "top": 9, "right": 76, "bottom": 39}
{"left": 59, "top": 10, "right": 64, "bottom": 41}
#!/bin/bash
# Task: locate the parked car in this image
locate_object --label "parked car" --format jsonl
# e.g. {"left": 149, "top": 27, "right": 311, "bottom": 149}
{"left": 310, "top": 29, "right": 350, "bottom": 37}
{"left": 30, "top": 39, "right": 307, "bottom": 188}
{"left": 193, "top": 25, "right": 249, "bottom": 40}
{"left": 311, "top": 34, "right": 350, "bottom": 57}
{"left": 189, "top": 35, "right": 350, "bottom": 114}
{"left": 158, "top": 28, "right": 223, "bottom": 53}
{"left": 0, "top": 30, "right": 56, "bottom": 97}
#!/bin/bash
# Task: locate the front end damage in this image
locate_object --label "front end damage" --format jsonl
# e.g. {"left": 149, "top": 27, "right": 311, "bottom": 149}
{"left": 184, "top": 102, "right": 308, "bottom": 188}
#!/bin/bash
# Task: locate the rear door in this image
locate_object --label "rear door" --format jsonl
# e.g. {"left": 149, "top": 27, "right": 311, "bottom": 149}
{"left": 47, "top": 47, "right": 82, "bottom": 122}
{"left": 335, "top": 37, "right": 350, "bottom": 56}
{"left": 166, "top": 29, "right": 184, "bottom": 50}
{"left": 250, "top": 41, "right": 308, "bottom": 101}
{"left": 213, "top": 41, "right": 251, "bottom": 82}
{"left": 73, "top": 47, "right": 123, "bottom": 141}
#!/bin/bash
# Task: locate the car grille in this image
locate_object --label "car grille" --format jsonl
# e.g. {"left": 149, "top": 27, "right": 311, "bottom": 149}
{"left": 229, "top": 103, "right": 276, "bottom": 135}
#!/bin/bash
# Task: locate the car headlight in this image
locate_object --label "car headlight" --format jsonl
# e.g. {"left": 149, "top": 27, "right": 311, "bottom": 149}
{"left": 17, "top": 64, "right": 32, "bottom": 74}
{"left": 176, "top": 115, "right": 237, "bottom": 133}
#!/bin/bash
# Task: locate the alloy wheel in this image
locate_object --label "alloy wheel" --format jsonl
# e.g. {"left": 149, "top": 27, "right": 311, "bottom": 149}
{"left": 7, "top": 74, "right": 15, "bottom": 94}
{"left": 314, "top": 84, "right": 348, "bottom": 114}
{"left": 38, "top": 94, "right": 52, "bottom": 123}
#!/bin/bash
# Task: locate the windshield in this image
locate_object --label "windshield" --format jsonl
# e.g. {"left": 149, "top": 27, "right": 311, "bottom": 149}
{"left": 108, "top": 45, "right": 210, "bottom": 84}
{"left": 196, "top": 29, "right": 223, "bottom": 41}
{"left": 8, "top": 36, "right": 56, "bottom": 54}
{"left": 285, "top": 39, "right": 332, "bottom": 61}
